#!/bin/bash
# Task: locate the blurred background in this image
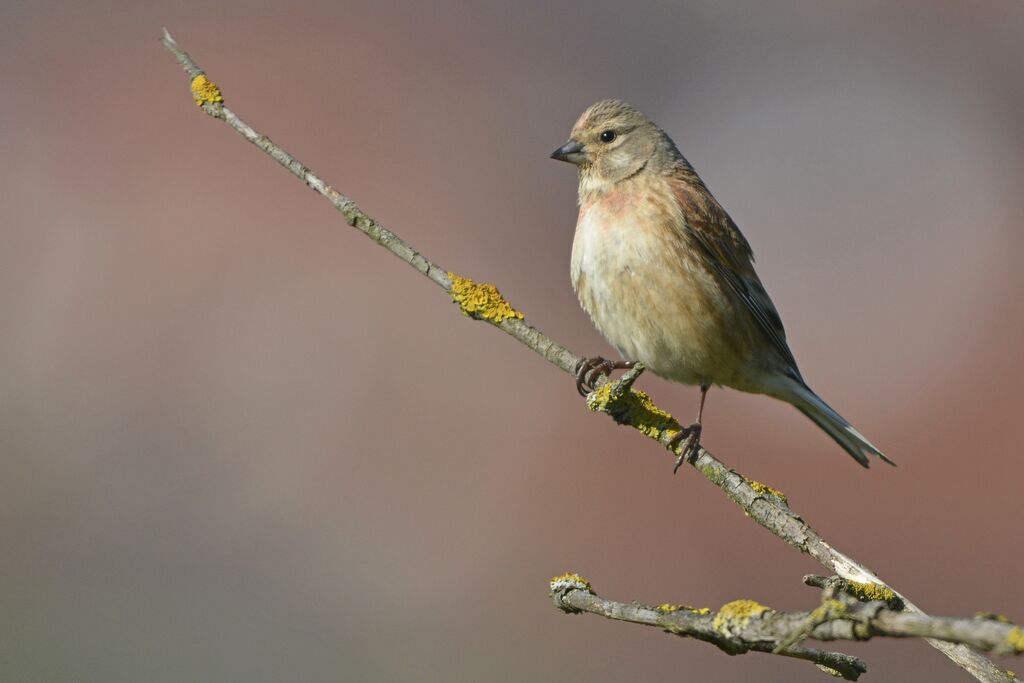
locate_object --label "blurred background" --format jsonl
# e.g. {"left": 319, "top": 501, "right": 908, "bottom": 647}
{"left": 2, "top": 1, "right": 1023, "bottom": 681}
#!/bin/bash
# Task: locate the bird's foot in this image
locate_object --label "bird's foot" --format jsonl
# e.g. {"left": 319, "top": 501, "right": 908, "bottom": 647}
{"left": 669, "top": 423, "right": 703, "bottom": 474}
{"left": 574, "top": 356, "right": 635, "bottom": 396}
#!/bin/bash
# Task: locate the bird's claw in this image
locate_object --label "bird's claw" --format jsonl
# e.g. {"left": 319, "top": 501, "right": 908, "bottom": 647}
{"left": 574, "top": 356, "right": 635, "bottom": 396}
{"left": 669, "top": 423, "right": 703, "bottom": 474}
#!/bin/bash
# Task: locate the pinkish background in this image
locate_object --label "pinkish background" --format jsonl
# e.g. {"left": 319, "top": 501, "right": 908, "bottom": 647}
{"left": 2, "top": 1, "right": 1023, "bottom": 681}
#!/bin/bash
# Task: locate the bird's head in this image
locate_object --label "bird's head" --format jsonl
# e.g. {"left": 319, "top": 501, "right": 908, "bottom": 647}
{"left": 551, "top": 99, "right": 680, "bottom": 193}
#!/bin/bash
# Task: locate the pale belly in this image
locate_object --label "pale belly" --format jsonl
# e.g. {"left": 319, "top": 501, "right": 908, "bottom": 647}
{"left": 571, "top": 195, "right": 760, "bottom": 389}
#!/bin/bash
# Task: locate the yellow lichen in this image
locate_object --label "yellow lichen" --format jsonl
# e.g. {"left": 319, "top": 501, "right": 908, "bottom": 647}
{"left": 586, "top": 383, "right": 682, "bottom": 445}
{"left": 448, "top": 272, "right": 524, "bottom": 323}
{"left": 746, "top": 478, "right": 788, "bottom": 503}
{"left": 549, "top": 572, "right": 592, "bottom": 593}
{"left": 772, "top": 598, "right": 847, "bottom": 655}
{"left": 656, "top": 603, "right": 711, "bottom": 615}
{"left": 190, "top": 74, "right": 224, "bottom": 107}
{"left": 807, "top": 598, "right": 848, "bottom": 629}
{"left": 1008, "top": 626, "right": 1024, "bottom": 653}
{"left": 712, "top": 599, "right": 773, "bottom": 637}
{"left": 846, "top": 580, "right": 900, "bottom": 606}
{"left": 816, "top": 665, "right": 844, "bottom": 678}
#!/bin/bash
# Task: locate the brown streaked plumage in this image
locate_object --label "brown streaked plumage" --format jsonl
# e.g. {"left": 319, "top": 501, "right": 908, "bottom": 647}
{"left": 551, "top": 99, "right": 891, "bottom": 468}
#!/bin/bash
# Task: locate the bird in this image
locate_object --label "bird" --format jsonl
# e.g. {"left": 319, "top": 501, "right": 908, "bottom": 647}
{"left": 550, "top": 99, "right": 892, "bottom": 470}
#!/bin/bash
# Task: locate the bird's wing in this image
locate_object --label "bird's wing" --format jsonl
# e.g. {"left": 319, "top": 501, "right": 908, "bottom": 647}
{"left": 669, "top": 178, "right": 803, "bottom": 380}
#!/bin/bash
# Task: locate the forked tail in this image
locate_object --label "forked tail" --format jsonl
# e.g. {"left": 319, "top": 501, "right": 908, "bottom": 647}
{"left": 789, "top": 383, "right": 893, "bottom": 468}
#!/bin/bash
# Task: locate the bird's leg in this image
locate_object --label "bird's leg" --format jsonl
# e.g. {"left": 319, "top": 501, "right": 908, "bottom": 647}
{"left": 574, "top": 356, "right": 635, "bottom": 396}
{"left": 670, "top": 383, "right": 710, "bottom": 473}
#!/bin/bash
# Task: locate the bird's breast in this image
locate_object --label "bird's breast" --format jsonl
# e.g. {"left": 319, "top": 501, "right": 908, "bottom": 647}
{"left": 571, "top": 178, "right": 755, "bottom": 386}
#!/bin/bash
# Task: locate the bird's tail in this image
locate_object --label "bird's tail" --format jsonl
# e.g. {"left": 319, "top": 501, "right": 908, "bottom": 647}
{"left": 787, "top": 383, "right": 893, "bottom": 468}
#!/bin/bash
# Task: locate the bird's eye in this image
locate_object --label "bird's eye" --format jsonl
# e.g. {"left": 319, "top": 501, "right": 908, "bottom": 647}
{"left": 599, "top": 130, "right": 616, "bottom": 143}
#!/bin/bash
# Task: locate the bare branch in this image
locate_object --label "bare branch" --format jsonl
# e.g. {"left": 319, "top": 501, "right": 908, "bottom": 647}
{"left": 158, "top": 31, "right": 1021, "bottom": 682}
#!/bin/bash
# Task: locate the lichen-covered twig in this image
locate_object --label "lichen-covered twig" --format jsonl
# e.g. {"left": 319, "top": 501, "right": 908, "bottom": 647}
{"left": 159, "top": 31, "right": 1017, "bottom": 683}
{"left": 550, "top": 574, "right": 1024, "bottom": 681}
{"left": 803, "top": 575, "right": 905, "bottom": 611}
{"left": 158, "top": 28, "right": 578, "bottom": 377}
{"left": 550, "top": 573, "right": 867, "bottom": 680}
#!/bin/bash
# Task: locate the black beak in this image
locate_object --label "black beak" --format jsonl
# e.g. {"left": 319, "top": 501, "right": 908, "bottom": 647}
{"left": 550, "top": 139, "right": 586, "bottom": 165}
